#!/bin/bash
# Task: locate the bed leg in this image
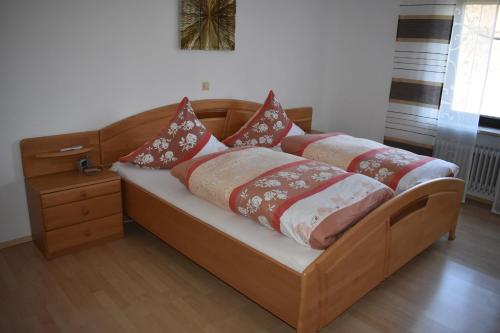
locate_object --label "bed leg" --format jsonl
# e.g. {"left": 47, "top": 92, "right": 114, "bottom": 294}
{"left": 448, "top": 226, "right": 456, "bottom": 241}
{"left": 296, "top": 326, "right": 317, "bottom": 333}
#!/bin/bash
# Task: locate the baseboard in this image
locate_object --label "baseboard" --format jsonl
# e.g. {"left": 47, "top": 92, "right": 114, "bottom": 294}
{"left": 466, "top": 194, "right": 492, "bottom": 205}
{"left": 0, "top": 235, "right": 32, "bottom": 250}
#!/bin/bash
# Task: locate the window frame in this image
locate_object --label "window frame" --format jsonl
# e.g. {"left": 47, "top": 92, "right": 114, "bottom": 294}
{"left": 479, "top": 115, "right": 500, "bottom": 129}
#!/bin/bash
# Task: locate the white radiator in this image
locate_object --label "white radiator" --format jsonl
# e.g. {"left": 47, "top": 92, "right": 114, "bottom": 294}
{"left": 467, "top": 132, "right": 500, "bottom": 214}
{"left": 435, "top": 131, "right": 500, "bottom": 214}
{"left": 467, "top": 145, "right": 500, "bottom": 201}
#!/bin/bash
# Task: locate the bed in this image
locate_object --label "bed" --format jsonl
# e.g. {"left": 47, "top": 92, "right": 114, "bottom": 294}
{"left": 96, "top": 99, "right": 464, "bottom": 333}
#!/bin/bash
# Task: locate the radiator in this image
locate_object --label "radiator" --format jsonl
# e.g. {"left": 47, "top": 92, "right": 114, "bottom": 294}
{"left": 435, "top": 132, "right": 500, "bottom": 214}
{"left": 467, "top": 144, "right": 500, "bottom": 202}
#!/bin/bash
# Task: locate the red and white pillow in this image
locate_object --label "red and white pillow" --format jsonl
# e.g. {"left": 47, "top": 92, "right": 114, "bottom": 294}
{"left": 223, "top": 90, "right": 305, "bottom": 149}
{"left": 120, "top": 97, "right": 226, "bottom": 169}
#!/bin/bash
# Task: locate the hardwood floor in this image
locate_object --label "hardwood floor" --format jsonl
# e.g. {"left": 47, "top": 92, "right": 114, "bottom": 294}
{"left": 1, "top": 201, "right": 499, "bottom": 333}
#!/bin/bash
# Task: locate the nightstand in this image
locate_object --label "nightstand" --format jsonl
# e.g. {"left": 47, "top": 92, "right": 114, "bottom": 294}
{"left": 25, "top": 169, "right": 123, "bottom": 258}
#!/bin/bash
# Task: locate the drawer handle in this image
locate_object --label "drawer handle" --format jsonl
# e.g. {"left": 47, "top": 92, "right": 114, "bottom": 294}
{"left": 81, "top": 207, "right": 90, "bottom": 216}
{"left": 84, "top": 230, "right": 91, "bottom": 237}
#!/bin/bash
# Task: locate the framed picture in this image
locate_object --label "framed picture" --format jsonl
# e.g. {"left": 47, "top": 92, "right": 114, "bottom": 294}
{"left": 180, "top": 0, "right": 236, "bottom": 50}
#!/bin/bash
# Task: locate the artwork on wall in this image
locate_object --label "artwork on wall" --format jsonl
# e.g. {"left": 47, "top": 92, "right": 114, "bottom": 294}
{"left": 180, "top": 0, "right": 236, "bottom": 51}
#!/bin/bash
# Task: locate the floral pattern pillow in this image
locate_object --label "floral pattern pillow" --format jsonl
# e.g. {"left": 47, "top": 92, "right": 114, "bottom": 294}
{"left": 223, "top": 90, "right": 305, "bottom": 148}
{"left": 120, "top": 97, "right": 226, "bottom": 169}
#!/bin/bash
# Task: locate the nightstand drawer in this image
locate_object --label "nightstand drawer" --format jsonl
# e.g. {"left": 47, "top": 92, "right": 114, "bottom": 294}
{"left": 43, "top": 193, "right": 122, "bottom": 230}
{"left": 45, "top": 214, "right": 123, "bottom": 255}
{"left": 41, "top": 180, "right": 120, "bottom": 208}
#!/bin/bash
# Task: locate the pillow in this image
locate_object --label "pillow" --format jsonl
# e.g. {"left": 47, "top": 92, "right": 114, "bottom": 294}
{"left": 119, "top": 97, "right": 226, "bottom": 169}
{"left": 222, "top": 90, "right": 305, "bottom": 148}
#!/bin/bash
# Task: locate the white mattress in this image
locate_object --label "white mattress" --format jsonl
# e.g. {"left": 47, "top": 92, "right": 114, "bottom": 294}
{"left": 112, "top": 162, "right": 323, "bottom": 273}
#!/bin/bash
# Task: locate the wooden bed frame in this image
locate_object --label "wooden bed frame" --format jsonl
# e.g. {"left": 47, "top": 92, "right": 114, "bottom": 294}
{"left": 22, "top": 99, "right": 465, "bottom": 333}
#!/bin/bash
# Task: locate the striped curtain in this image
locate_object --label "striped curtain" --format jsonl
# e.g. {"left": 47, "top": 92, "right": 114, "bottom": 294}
{"left": 383, "top": 0, "right": 457, "bottom": 156}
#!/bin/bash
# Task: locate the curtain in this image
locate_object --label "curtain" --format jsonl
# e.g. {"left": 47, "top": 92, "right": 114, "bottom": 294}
{"left": 434, "top": 1, "right": 499, "bottom": 185}
{"left": 384, "top": 1, "right": 456, "bottom": 156}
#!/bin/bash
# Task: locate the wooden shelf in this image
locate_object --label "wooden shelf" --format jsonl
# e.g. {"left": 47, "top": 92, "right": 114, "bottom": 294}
{"left": 35, "top": 147, "right": 93, "bottom": 159}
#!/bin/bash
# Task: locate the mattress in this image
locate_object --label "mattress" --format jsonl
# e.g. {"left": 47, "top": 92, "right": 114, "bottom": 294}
{"left": 112, "top": 162, "right": 323, "bottom": 273}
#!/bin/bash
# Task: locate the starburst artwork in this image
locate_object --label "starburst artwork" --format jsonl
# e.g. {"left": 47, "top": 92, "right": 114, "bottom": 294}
{"left": 180, "top": 0, "right": 236, "bottom": 51}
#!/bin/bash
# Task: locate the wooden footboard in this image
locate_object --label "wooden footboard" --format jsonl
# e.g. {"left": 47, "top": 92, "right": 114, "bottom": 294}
{"left": 297, "top": 177, "right": 464, "bottom": 333}
{"left": 384, "top": 178, "right": 463, "bottom": 276}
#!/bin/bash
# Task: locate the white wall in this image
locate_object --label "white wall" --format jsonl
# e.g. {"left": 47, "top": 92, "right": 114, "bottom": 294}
{"left": 316, "top": 0, "right": 399, "bottom": 141}
{"left": 0, "top": 0, "right": 398, "bottom": 243}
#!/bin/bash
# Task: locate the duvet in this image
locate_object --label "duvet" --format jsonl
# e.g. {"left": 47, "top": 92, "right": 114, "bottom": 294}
{"left": 171, "top": 147, "right": 393, "bottom": 249}
{"left": 282, "top": 133, "right": 459, "bottom": 194}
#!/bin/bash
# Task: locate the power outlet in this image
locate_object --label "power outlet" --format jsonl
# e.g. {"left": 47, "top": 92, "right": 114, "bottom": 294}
{"left": 202, "top": 81, "right": 210, "bottom": 91}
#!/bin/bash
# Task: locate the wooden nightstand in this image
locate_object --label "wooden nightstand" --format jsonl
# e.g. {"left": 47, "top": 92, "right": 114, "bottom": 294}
{"left": 25, "top": 169, "right": 123, "bottom": 258}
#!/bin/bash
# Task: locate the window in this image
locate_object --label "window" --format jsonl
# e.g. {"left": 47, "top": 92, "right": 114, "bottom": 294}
{"left": 452, "top": 4, "right": 500, "bottom": 129}
{"left": 480, "top": 3, "right": 500, "bottom": 128}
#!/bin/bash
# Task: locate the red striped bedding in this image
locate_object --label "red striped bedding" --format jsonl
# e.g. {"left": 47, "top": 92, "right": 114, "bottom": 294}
{"left": 171, "top": 147, "right": 394, "bottom": 249}
{"left": 281, "top": 133, "right": 459, "bottom": 194}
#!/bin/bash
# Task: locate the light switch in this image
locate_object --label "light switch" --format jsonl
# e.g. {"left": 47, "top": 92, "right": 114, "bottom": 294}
{"left": 202, "top": 81, "right": 210, "bottom": 91}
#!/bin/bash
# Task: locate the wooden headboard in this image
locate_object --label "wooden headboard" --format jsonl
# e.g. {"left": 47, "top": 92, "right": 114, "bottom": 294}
{"left": 99, "top": 99, "right": 313, "bottom": 166}
{"left": 20, "top": 99, "right": 313, "bottom": 177}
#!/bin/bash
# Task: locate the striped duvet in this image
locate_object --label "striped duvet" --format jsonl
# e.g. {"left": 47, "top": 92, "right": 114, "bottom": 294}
{"left": 171, "top": 147, "right": 393, "bottom": 249}
{"left": 281, "top": 133, "right": 459, "bottom": 194}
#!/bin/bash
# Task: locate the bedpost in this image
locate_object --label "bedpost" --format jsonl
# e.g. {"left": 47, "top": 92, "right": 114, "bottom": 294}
{"left": 448, "top": 193, "right": 462, "bottom": 241}
{"left": 297, "top": 266, "right": 321, "bottom": 333}
{"left": 297, "top": 213, "right": 388, "bottom": 333}
{"left": 449, "top": 227, "right": 456, "bottom": 240}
